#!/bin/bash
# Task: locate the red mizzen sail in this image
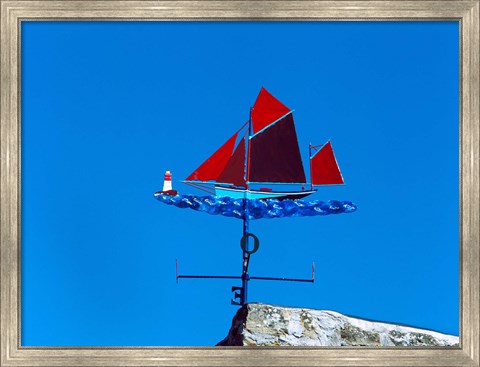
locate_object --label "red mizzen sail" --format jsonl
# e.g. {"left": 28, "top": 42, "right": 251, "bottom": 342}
{"left": 248, "top": 113, "right": 306, "bottom": 183}
{"left": 217, "top": 137, "right": 247, "bottom": 187}
{"left": 251, "top": 87, "right": 291, "bottom": 134}
{"left": 310, "top": 141, "right": 344, "bottom": 185}
{"left": 186, "top": 132, "right": 239, "bottom": 182}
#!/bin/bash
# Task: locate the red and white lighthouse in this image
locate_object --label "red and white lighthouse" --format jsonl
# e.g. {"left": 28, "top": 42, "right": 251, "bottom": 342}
{"left": 163, "top": 170, "right": 173, "bottom": 192}
{"left": 154, "top": 169, "right": 178, "bottom": 197}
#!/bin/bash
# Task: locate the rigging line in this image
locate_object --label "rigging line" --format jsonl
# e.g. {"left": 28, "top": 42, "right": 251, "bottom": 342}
{"left": 189, "top": 183, "right": 216, "bottom": 194}
{"left": 309, "top": 140, "right": 331, "bottom": 159}
{"left": 249, "top": 276, "right": 314, "bottom": 283}
{"left": 311, "top": 140, "right": 330, "bottom": 149}
{"left": 309, "top": 141, "right": 330, "bottom": 159}
{"left": 234, "top": 120, "right": 249, "bottom": 135}
{"left": 183, "top": 180, "right": 243, "bottom": 187}
{"left": 184, "top": 182, "right": 215, "bottom": 195}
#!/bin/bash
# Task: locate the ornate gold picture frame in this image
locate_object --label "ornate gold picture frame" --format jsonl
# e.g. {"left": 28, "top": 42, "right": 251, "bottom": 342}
{"left": 1, "top": 1, "right": 478, "bottom": 366}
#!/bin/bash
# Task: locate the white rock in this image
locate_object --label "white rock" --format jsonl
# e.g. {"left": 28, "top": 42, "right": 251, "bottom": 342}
{"left": 217, "top": 303, "right": 459, "bottom": 347}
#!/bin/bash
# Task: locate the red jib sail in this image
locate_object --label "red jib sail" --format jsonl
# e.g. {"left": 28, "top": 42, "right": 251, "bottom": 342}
{"left": 310, "top": 141, "right": 344, "bottom": 185}
{"left": 186, "top": 132, "right": 239, "bottom": 182}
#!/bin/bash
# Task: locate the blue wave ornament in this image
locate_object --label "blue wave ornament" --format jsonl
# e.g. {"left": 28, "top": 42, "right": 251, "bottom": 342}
{"left": 155, "top": 194, "right": 357, "bottom": 220}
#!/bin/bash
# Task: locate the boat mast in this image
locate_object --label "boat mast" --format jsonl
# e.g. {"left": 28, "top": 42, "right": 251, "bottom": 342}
{"left": 309, "top": 143, "right": 313, "bottom": 190}
{"left": 246, "top": 107, "right": 253, "bottom": 191}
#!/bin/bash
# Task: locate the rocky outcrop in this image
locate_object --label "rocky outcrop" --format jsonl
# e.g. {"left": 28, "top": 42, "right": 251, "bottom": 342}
{"left": 217, "top": 303, "right": 459, "bottom": 347}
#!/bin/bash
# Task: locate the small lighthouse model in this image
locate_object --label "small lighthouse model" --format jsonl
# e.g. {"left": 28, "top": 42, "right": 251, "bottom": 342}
{"left": 154, "top": 170, "right": 178, "bottom": 197}
{"left": 163, "top": 170, "right": 173, "bottom": 191}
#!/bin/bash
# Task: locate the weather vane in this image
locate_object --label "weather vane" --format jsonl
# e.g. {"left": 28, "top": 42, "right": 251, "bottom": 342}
{"left": 155, "top": 87, "right": 356, "bottom": 306}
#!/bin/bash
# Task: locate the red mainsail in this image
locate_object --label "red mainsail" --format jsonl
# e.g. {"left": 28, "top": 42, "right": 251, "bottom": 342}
{"left": 248, "top": 113, "right": 306, "bottom": 184}
{"left": 310, "top": 141, "right": 344, "bottom": 185}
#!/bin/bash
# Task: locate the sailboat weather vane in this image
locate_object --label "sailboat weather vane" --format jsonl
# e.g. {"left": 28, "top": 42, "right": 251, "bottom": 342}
{"left": 155, "top": 87, "right": 356, "bottom": 306}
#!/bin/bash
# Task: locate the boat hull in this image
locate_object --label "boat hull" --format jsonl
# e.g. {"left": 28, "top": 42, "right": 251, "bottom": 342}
{"left": 215, "top": 186, "right": 316, "bottom": 200}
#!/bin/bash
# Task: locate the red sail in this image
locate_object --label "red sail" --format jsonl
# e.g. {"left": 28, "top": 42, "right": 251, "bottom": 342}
{"left": 217, "top": 137, "right": 247, "bottom": 187}
{"left": 310, "top": 141, "right": 344, "bottom": 185}
{"left": 251, "top": 87, "right": 291, "bottom": 134}
{"left": 248, "top": 113, "right": 306, "bottom": 183}
{"left": 186, "top": 132, "right": 238, "bottom": 182}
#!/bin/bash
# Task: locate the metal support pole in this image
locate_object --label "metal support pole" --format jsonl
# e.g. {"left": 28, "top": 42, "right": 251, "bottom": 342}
{"left": 241, "top": 205, "right": 249, "bottom": 305}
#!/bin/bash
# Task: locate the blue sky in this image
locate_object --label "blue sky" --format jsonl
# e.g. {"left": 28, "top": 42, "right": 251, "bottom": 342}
{"left": 21, "top": 21, "right": 459, "bottom": 346}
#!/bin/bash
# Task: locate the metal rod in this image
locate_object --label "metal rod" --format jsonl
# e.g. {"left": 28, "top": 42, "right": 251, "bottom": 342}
{"left": 177, "top": 275, "right": 312, "bottom": 282}
{"left": 249, "top": 276, "right": 314, "bottom": 283}
{"left": 242, "top": 212, "right": 250, "bottom": 305}
{"left": 177, "top": 275, "right": 242, "bottom": 280}
{"left": 312, "top": 261, "right": 315, "bottom": 282}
